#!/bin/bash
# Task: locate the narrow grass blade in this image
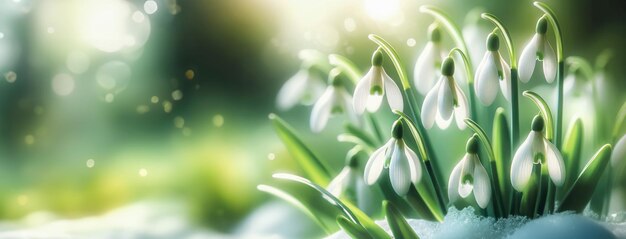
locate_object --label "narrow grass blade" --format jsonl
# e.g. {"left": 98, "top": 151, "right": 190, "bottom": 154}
{"left": 492, "top": 108, "right": 511, "bottom": 215}
{"left": 337, "top": 216, "right": 375, "bottom": 239}
{"left": 559, "top": 118, "right": 583, "bottom": 198}
{"left": 269, "top": 113, "right": 332, "bottom": 185}
{"left": 257, "top": 184, "right": 334, "bottom": 233}
{"left": 557, "top": 144, "right": 613, "bottom": 213}
{"left": 273, "top": 173, "right": 391, "bottom": 239}
{"left": 384, "top": 201, "right": 421, "bottom": 239}
{"left": 344, "top": 123, "right": 379, "bottom": 148}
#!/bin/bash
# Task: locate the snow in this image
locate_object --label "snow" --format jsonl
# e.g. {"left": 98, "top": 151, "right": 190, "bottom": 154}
{"left": 326, "top": 207, "right": 625, "bottom": 239}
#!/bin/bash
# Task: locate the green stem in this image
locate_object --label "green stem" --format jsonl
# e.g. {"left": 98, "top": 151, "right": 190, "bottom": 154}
{"left": 481, "top": 13, "right": 520, "bottom": 154}
{"left": 464, "top": 119, "right": 505, "bottom": 217}
{"left": 420, "top": 5, "right": 470, "bottom": 61}
{"left": 368, "top": 35, "right": 411, "bottom": 90}
{"left": 534, "top": 1, "right": 564, "bottom": 149}
{"left": 566, "top": 56, "right": 595, "bottom": 80}
{"left": 449, "top": 48, "right": 478, "bottom": 119}
{"left": 329, "top": 54, "right": 363, "bottom": 85}
{"left": 522, "top": 91, "right": 554, "bottom": 141}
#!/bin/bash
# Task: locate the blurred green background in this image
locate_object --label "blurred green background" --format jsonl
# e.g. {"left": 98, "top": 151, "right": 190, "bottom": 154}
{"left": 0, "top": 0, "right": 623, "bottom": 236}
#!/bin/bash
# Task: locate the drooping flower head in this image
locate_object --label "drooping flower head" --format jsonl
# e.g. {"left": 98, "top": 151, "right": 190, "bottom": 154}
{"left": 448, "top": 134, "right": 491, "bottom": 208}
{"left": 474, "top": 33, "right": 511, "bottom": 105}
{"left": 363, "top": 120, "right": 422, "bottom": 196}
{"left": 421, "top": 57, "right": 470, "bottom": 130}
{"left": 276, "top": 64, "right": 326, "bottom": 110}
{"left": 353, "top": 49, "right": 404, "bottom": 114}
{"left": 511, "top": 115, "right": 566, "bottom": 191}
{"left": 414, "top": 24, "right": 446, "bottom": 95}
{"left": 310, "top": 68, "right": 359, "bottom": 132}
{"left": 519, "top": 16, "right": 557, "bottom": 83}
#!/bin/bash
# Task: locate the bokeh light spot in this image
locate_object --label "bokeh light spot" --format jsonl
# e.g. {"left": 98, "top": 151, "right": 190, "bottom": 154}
{"left": 213, "top": 114, "right": 224, "bottom": 127}
{"left": 86, "top": 159, "right": 95, "bottom": 168}
{"left": 52, "top": 73, "right": 75, "bottom": 96}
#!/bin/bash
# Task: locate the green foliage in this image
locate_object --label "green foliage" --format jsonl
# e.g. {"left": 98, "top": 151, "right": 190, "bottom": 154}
{"left": 269, "top": 113, "right": 332, "bottom": 186}
{"left": 337, "top": 216, "right": 375, "bottom": 239}
{"left": 492, "top": 108, "right": 511, "bottom": 215}
{"left": 558, "top": 144, "right": 612, "bottom": 213}
{"left": 560, "top": 118, "right": 583, "bottom": 196}
{"left": 384, "top": 200, "right": 420, "bottom": 239}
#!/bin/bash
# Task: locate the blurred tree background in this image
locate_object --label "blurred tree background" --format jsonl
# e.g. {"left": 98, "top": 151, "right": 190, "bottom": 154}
{"left": 0, "top": 0, "right": 622, "bottom": 235}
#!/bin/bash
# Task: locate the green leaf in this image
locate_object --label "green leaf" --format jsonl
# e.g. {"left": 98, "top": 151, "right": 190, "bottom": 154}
{"left": 492, "top": 108, "right": 511, "bottom": 215}
{"left": 337, "top": 216, "right": 375, "bottom": 239}
{"left": 560, "top": 118, "right": 583, "bottom": 196}
{"left": 384, "top": 201, "right": 421, "bottom": 239}
{"left": 269, "top": 113, "right": 332, "bottom": 185}
{"left": 344, "top": 123, "right": 379, "bottom": 148}
{"left": 257, "top": 184, "right": 334, "bottom": 233}
{"left": 558, "top": 144, "right": 613, "bottom": 213}
{"left": 273, "top": 173, "right": 391, "bottom": 239}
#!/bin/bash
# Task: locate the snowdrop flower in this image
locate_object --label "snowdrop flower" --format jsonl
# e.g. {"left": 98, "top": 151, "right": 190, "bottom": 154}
{"left": 414, "top": 24, "right": 446, "bottom": 95}
{"left": 310, "top": 68, "right": 359, "bottom": 132}
{"left": 511, "top": 115, "right": 566, "bottom": 191}
{"left": 462, "top": 8, "right": 490, "bottom": 67}
{"left": 448, "top": 135, "right": 491, "bottom": 208}
{"left": 276, "top": 65, "right": 326, "bottom": 110}
{"left": 353, "top": 50, "right": 403, "bottom": 114}
{"left": 421, "top": 57, "right": 470, "bottom": 130}
{"left": 563, "top": 68, "right": 591, "bottom": 98}
{"left": 474, "top": 33, "right": 511, "bottom": 105}
{"left": 363, "top": 121, "right": 422, "bottom": 196}
{"left": 519, "top": 17, "right": 557, "bottom": 83}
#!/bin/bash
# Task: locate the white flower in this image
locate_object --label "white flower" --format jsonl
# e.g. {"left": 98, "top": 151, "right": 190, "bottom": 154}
{"left": 563, "top": 69, "right": 591, "bottom": 98}
{"left": 518, "top": 17, "right": 557, "bottom": 84}
{"left": 363, "top": 121, "right": 422, "bottom": 196}
{"left": 276, "top": 67, "right": 326, "bottom": 110}
{"left": 421, "top": 57, "right": 470, "bottom": 130}
{"left": 448, "top": 135, "right": 491, "bottom": 208}
{"left": 511, "top": 115, "right": 565, "bottom": 191}
{"left": 353, "top": 50, "right": 403, "bottom": 114}
{"left": 414, "top": 24, "right": 446, "bottom": 95}
{"left": 474, "top": 33, "right": 511, "bottom": 105}
{"left": 462, "top": 8, "right": 490, "bottom": 67}
{"left": 310, "top": 69, "right": 359, "bottom": 132}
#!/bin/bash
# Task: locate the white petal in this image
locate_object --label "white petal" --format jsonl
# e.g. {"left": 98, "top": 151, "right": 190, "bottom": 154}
{"left": 327, "top": 167, "right": 351, "bottom": 196}
{"left": 458, "top": 154, "right": 475, "bottom": 198}
{"left": 353, "top": 69, "right": 373, "bottom": 114}
{"left": 277, "top": 71, "right": 309, "bottom": 110}
{"left": 518, "top": 34, "right": 540, "bottom": 83}
{"left": 366, "top": 67, "right": 384, "bottom": 112}
{"left": 542, "top": 40, "right": 557, "bottom": 83}
{"left": 310, "top": 88, "right": 334, "bottom": 132}
{"left": 339, "top": 88, "right": 361, "bottom": 126}
{"left": 498, "top": 55, "right": 511, "bottom": 101}
{"left": 414, "top": 42, "right": 438, "bottom": 95}
{"left": 544, "top": 138, "right": 566, "bottom": 186}
{"left": 404, "top": 145, "right": 422, "bottom": 184}
{"left": 389, "top": 143, "right": 411, "bottom": 196}
{"left": 383, "top": 72, "right": 404, "bottom": 111}
{"left": 435, "top": 109, "right": 453, "bottom": 129}
{"left": 421, "top": 79, "right": 441, "bottom": 129}
{"left": 364, "top": 144, "right": 389, "bottom": 185}
{"left": 475, "top": 51, "right": 499, "bottom": 105}
{"left": 611, "top": 134, "right": 626, "bottom": 167}
{"left": 453, "top": 84, "right": 470, "bottom": 130}
{"left": 437, "top": 77, "right": 455, "bottom": 121}
{"left": 511, "top": 134, "right": 536, "bottom": 191}
{"left": 472, "top": 156, "right": 491, "bottom": 209}
{"left": 448, "top": 160, "right": 463, "bottom": 203}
